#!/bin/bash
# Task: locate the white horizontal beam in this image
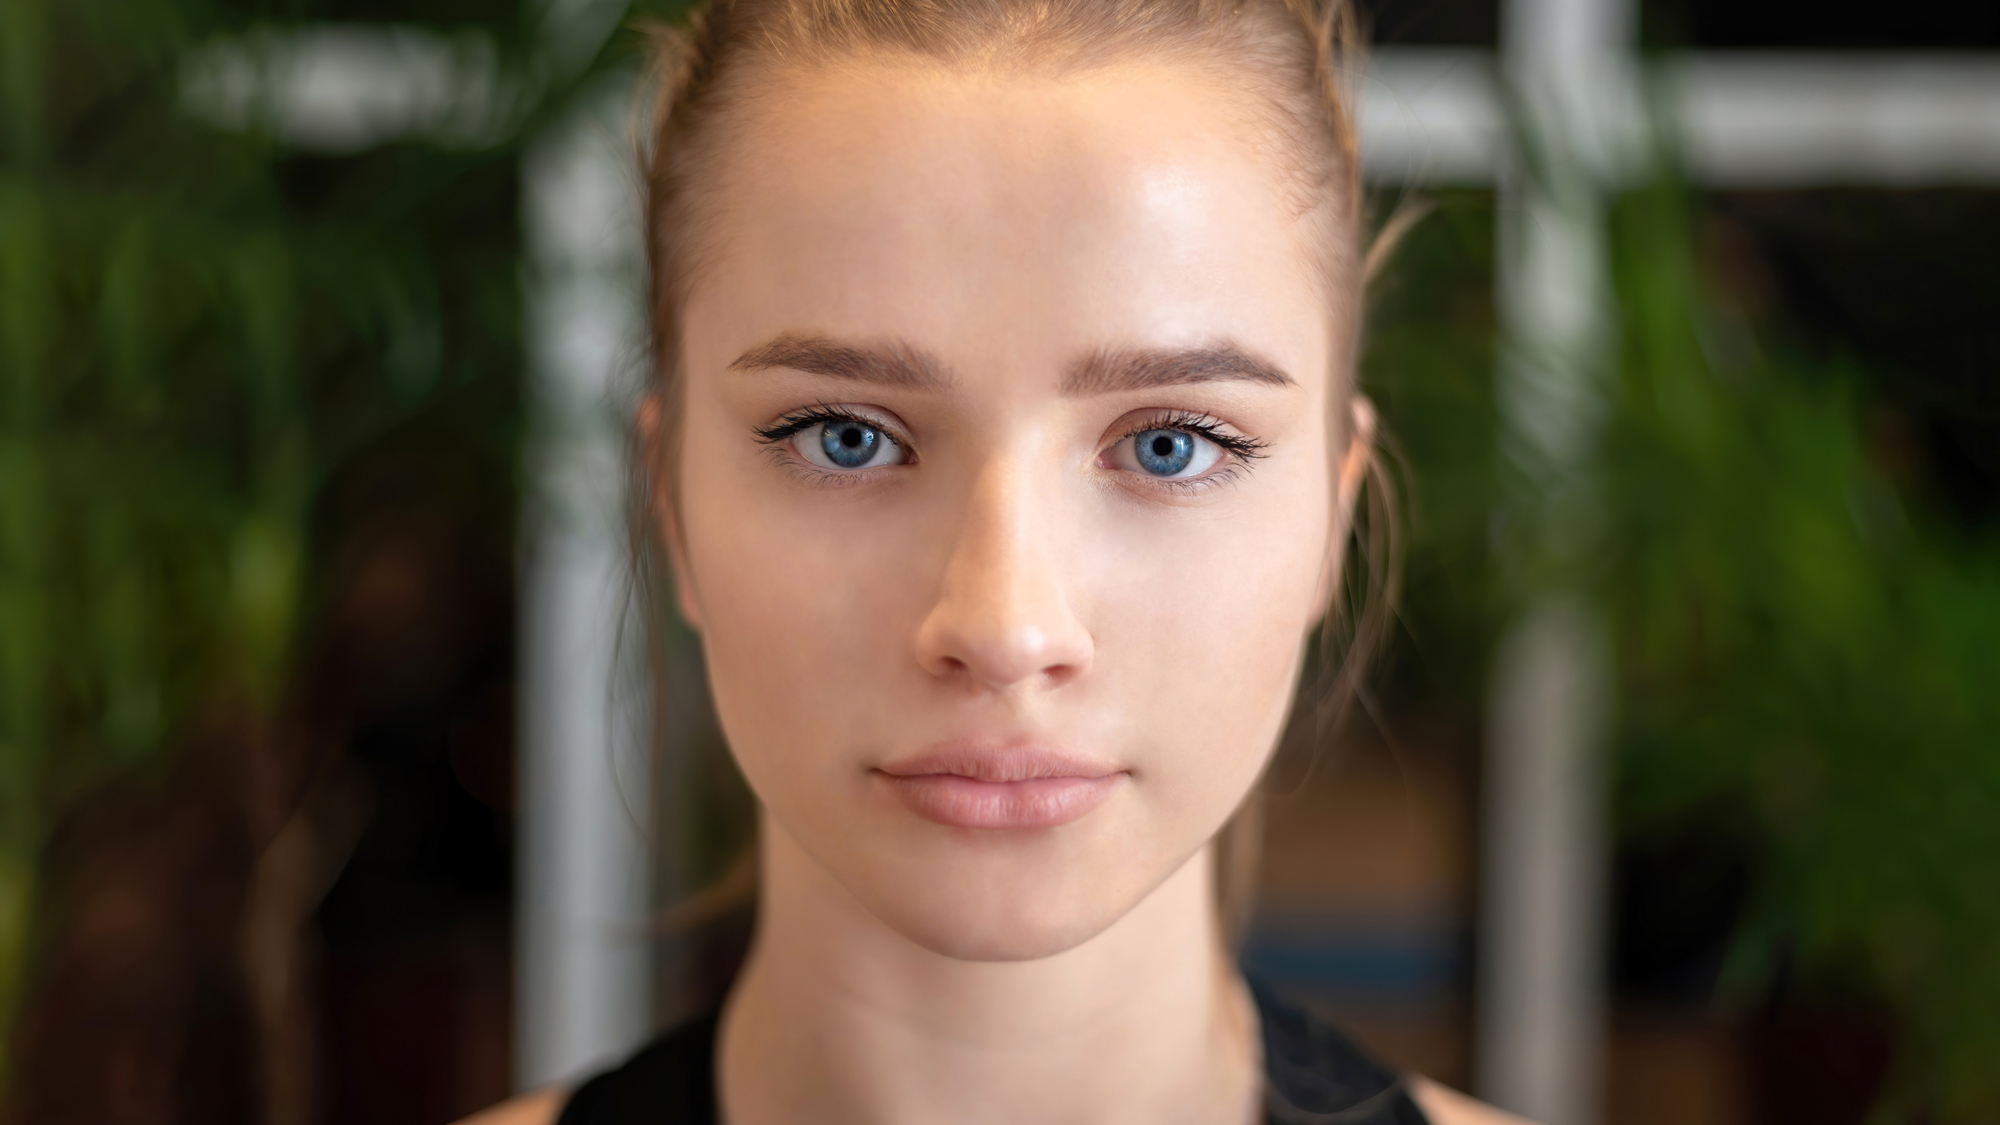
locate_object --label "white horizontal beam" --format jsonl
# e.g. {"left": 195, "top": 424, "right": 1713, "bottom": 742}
{"left": 1671, "top": 54, "right": 2000, "bottom": 186}
{"left": 1359, "top": 50, "right": 1507, "bottom": 185}
{"left": 180, "top": 26, "right": 510, "bottom": 153}
{"left": 1361, "top": 49, "right": 2000, "bottom": 186}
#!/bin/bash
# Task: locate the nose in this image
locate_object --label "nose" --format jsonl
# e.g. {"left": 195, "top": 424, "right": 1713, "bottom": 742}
{"left": 913, "top": 461, "right": 1094, "bottom": 692}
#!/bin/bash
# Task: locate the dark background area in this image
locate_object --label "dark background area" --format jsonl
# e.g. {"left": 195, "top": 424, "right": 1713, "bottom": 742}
{"left": 1357, "top": 0, "right": 2000, "bottom": 47}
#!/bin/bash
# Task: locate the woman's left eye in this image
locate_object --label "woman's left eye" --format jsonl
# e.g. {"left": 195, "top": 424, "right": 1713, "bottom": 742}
{"left": 1113, "top": 427, "right": 1224, "bottom": 479}
{"left": 793, "top": 418, "right": 908, "bottom": 471}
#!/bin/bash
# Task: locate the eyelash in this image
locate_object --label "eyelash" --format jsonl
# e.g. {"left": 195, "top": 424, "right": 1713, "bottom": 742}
{"left": 1117, "top": 410, "right": 1269, "bottom": 462}
{"left": 753, "top": 403, "right": 899, "bottom": 448}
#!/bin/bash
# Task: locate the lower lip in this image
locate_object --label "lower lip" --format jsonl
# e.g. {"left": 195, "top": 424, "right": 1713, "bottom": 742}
{"left": 878, "top": 773, "right": 1124, "bottom": 830}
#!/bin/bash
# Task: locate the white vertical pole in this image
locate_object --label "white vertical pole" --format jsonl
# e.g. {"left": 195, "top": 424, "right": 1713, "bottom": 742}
{"left": 517, "top": 81, "right": 652, "bottom": 1091}
{"left": 1479, "top": 598, "right": 1611, "bottom": 1124}
{"left": 1478, "top": 0, "right": 1633, "bottom": 1119}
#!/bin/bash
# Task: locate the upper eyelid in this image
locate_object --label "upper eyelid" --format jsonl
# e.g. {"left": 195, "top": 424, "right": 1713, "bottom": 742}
{"left": 1110, "top": 407, "right": 1246, "bottom": 434}
{"left": 757, "top": 403, "right": 912, "bottom": 443}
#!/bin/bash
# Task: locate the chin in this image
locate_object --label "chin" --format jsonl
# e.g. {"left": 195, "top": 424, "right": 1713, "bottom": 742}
{"left": 844, "top": 843, "right": 1167, "bottom": 962}
{"left": 885, "top": 903, "right": 1110, "bottom": 962}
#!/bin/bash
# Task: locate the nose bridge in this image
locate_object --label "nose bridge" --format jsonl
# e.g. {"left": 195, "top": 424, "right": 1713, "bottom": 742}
{"left": 955, "top": 452, "right": 1040, "bottom": 591}
{"left": 918, "top": 445, "right": 1091, "bottom": 689}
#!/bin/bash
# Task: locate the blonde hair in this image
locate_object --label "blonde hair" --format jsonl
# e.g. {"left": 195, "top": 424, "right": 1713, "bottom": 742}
{"left": 628, "top": 0, "right": 1402, "bottom": 939}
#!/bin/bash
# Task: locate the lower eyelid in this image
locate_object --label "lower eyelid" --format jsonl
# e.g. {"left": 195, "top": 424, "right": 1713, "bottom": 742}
{"left": 1138, "top": 466, "right": 1244, "bottom": 495}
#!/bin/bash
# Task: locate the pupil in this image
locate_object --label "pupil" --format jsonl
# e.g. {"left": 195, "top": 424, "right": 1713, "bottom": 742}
{"left": 820, "top": 420, "right": 879, "bottom": 468}
{"left": 1134, "top": 428, "right": 1194, "bottom": 477}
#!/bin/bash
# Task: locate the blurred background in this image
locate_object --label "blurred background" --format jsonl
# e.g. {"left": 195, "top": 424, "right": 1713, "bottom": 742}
{"left": 0, "top": 0, "right": 1995, "bottom": 1123}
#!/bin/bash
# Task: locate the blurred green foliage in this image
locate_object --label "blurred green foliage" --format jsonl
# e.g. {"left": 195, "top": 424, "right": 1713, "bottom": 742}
{"left": 1368, "top": 177, "right": 2000, "bottom": 1119}
{"left": 1602, "top": 176, "right": 2000, "bottom": 1120}
{"left": 0, "top": 0, "right": 655, "bottom": 1080}
{"left": 1361, "top": 194, "right": 1501, "bottom": 722}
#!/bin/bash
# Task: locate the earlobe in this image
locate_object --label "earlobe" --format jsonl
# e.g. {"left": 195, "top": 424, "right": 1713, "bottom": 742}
{"left": 638, "top": 393, "right": 704, "bottom": 634}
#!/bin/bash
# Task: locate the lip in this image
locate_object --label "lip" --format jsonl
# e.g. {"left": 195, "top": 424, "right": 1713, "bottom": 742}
{"left": 874, "top": 744, "right": 1127, "bottom": 830}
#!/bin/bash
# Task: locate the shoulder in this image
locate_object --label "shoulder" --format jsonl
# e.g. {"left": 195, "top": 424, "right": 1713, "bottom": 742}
{"left": 450, "top": 1087, "right": 565, "bottom": 1125}
{"left": 1408, "top": 1077, "right": 1541, "bottom": 1125}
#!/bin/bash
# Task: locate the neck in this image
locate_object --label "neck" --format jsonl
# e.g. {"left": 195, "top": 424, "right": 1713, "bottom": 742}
{"left": 717, "top": 820, "right": 1262, "bottom": 1125}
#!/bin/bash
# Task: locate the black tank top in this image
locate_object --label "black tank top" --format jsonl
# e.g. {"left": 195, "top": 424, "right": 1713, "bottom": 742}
{"left": 556, "top": 983, "right": 1432, "bottom": 1125}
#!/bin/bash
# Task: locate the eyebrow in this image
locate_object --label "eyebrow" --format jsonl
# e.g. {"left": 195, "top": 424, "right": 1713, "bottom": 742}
{"left": 729, "top": 333, "right": 953, "bottom": 389}
{"left": 730, "top": 333, "right": 1296, "bottom": 395}
{"left": 1060, "top": 343, "right": 1297, "bottom": 395}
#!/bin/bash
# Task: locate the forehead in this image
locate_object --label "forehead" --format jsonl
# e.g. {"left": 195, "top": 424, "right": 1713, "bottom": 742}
{"left": 684, "top": 62, "right": 1333, "bottom": 385}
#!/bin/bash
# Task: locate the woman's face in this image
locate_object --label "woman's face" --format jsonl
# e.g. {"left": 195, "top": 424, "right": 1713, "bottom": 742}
{"left": 671, "top": 62, "right": 1345, "bottom": 960}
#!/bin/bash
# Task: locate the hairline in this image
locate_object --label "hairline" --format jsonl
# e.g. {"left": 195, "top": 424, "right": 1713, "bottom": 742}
{"left": 655, "top": 47, "right": 1358, "bottom": 359}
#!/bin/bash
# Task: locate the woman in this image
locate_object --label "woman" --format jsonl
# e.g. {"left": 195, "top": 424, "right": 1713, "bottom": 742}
{"left": 473, "top": 0, "right": 1526, "bottom": 1120}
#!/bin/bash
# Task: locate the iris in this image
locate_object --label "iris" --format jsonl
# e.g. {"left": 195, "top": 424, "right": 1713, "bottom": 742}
{"left": 1133, "top": 428, "right": 1195, "bottom": 476}
{"left": 821, "top": 421, "right": 880, "bottom": 468}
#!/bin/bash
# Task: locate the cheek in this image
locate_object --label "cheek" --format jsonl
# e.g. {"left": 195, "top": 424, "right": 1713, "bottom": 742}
{"left": 1087, "top": 463, "right": 1333, "bottom": 786}
{"left": 674, "top": 414, "right": 933, "bottom": 778}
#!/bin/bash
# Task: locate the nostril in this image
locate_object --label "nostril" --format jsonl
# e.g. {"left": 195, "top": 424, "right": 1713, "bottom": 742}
{"left": 1041, "top": 662, "right": 1081, "bottom": 688}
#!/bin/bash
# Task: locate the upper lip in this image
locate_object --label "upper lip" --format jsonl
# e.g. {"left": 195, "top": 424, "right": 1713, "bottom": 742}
{"left": 875, "top": 742, "right": 1123, "bottom": 783}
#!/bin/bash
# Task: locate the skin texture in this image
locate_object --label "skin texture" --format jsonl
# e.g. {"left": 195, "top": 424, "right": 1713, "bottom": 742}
{"left": 460, "top": 60, "right": 1529, "bottom": 1125}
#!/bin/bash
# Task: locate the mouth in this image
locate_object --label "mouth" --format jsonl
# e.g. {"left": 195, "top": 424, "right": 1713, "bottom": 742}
{"left": 873, "top": 745, "right": 1127, "bottom": 830}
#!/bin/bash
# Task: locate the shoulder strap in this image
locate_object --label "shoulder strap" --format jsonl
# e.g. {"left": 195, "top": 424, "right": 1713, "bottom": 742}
{"left": 1253, "top": 982, "right": 1432, "bottom": 1125}
{"left": 554, "top": 1009, "right": 721, "bottom": 1125}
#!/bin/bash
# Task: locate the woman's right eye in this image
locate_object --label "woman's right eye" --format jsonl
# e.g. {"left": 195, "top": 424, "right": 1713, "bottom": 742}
{"left": 793, "top": 418, "right": 908, "bottom": 471}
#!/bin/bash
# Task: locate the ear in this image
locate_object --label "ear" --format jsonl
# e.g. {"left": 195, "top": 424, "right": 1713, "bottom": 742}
{"left": 638, "top": 393, "right": 704, "bottom": 633}
{"left": 1336, "top": 395, "right": 1376, "bottom": 520}
{"left": 1311, "top": 395, "right": 1377, "bottom": 619}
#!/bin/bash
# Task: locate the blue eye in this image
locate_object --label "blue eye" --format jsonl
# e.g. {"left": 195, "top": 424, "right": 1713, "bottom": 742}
{"left": 1111, "top": 424, "right": 1225, "bottom": 480}
{"left": 790, "top": 415, "right": 907, "bottom": 471}
{"left": 822, "top": 420, "right": 879, "bottom": 467}
{"left": 1133, "top": 429, "right": 1194, "bottom": 476}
